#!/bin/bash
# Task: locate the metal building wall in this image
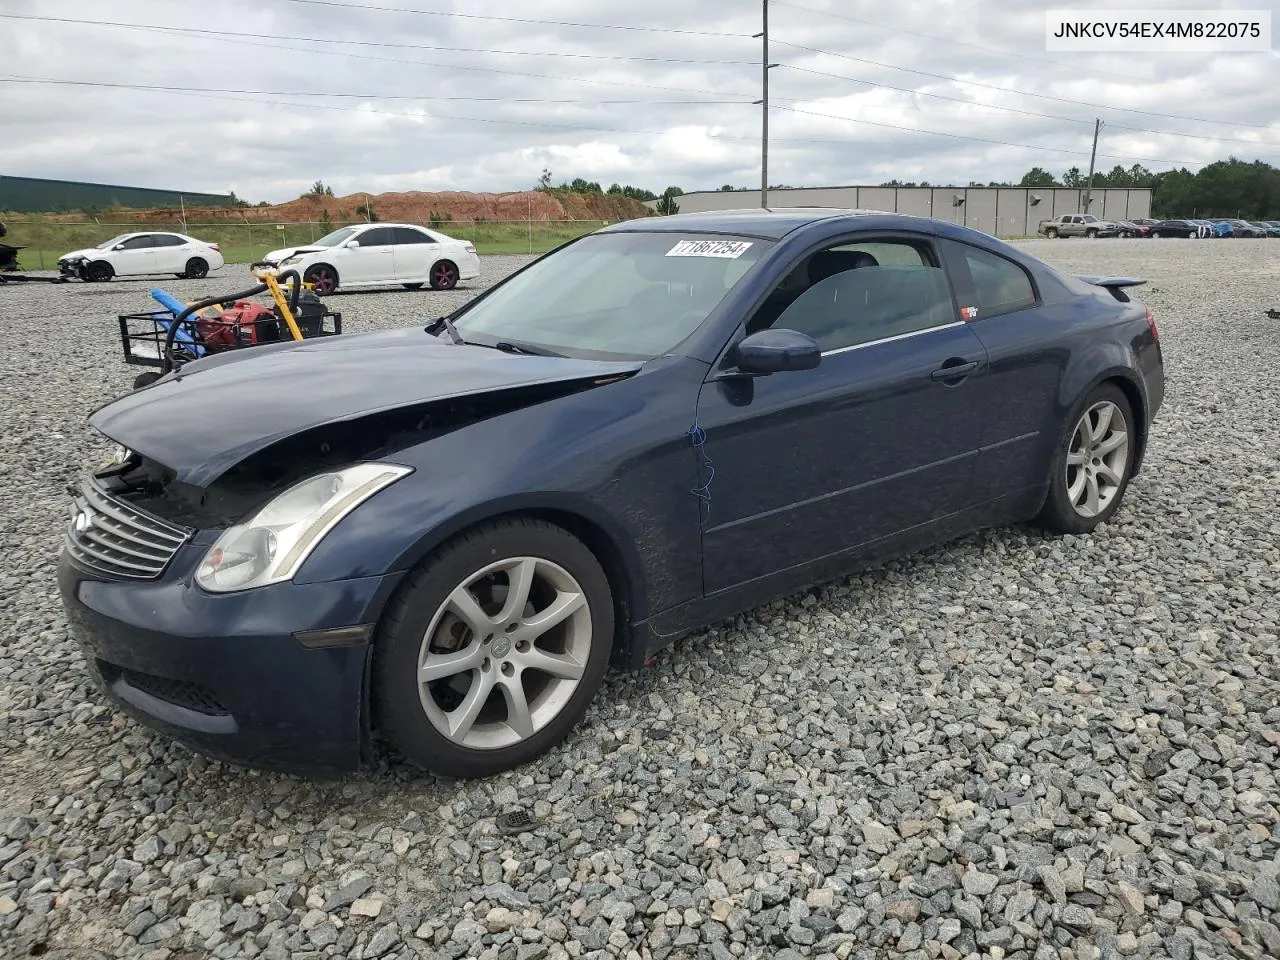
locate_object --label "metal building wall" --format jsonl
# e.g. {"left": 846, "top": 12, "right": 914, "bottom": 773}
{"left": 659, "top": 186, "right": 1154, "bottom": 238}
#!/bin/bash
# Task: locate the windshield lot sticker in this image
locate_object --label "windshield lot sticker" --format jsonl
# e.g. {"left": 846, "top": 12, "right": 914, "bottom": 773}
{"left": 665, "top": 240, "right": 754, "bottom": 259}
{"left": 960, "top": 306, "right": 979, "bottom": 320}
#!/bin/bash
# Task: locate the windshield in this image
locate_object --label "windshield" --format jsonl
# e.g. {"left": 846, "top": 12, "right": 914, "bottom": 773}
{"left": 453, "top": 231, "right": 771, "bottom": 360}
{"left": 96, "top": 234, "right": 133, "bottom": 249}
{"left": 312, "top": 227, "right": 359, "bottom": 247}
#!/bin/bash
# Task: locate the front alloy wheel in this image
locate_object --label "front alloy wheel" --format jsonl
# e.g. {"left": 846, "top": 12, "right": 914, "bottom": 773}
{"left": 373, "top": 518, "right": 613, "bottom": 777}
{"left": 418, "top": 557, "right": 591, "bottom": 749}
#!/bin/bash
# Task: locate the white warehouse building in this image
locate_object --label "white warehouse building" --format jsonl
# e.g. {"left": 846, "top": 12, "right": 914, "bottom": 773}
{"left": 647, "top": 185, "right": 1154, "bottom": 239}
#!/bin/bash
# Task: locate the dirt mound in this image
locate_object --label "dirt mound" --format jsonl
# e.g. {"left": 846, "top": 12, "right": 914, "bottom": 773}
{"left": 44, "top": 189, "right": 653, "bottom": 225}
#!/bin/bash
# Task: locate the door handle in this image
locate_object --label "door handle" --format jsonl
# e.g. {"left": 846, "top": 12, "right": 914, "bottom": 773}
{"left": 931, "top": 359, "right": 979, "bottom": 382}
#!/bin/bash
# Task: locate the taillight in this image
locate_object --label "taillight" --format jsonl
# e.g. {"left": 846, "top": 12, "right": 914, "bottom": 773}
{"left": 210, "top": 243, "right": 221, "bottom": 252}
{"left": 464, "top": 243, "right": 477, "bottom": 254}
{"left": 1145, "top": 307, "right": 1159, "bottom": 340}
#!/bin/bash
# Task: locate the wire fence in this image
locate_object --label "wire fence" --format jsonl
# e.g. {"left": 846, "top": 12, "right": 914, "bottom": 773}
{"left": 3, "top": 219, "right": 617, "bottom": 270}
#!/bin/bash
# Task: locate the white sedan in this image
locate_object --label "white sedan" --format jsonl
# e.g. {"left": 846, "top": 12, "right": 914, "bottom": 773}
{"left": 257, "top": 222, "right": 481, "bottom": 294}
{"left": 58, "top": 232, "right": 225, "bottom": 282}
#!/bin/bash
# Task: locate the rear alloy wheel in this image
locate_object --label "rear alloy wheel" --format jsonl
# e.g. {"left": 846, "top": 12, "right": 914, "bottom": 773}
{"left": 86, "top": 261, "right": 114, "bottom": 282}
{"left": 430, "top": 260, "right": 459, "bottom": 290}
{"left": 184, "top": 257, "right": 209, "bottom": 279}
{"left": 304, "top": 264, "right": 338, "bottom": 295}
{"left": 1036, "top": 384, "right": 1135, "bottom": 534}
{"left": 373, "top": 519, "right": 613, "bottom": 777}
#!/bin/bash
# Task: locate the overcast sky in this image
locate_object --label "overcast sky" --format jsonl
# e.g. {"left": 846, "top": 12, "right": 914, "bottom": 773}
{"left": 3, "top": 0, "right": 1278, "bottom": 202}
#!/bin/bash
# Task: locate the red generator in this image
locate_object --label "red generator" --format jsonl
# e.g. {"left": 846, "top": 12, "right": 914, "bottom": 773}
{"left": 195, "top": 300, "right": 284, "bottom": 353}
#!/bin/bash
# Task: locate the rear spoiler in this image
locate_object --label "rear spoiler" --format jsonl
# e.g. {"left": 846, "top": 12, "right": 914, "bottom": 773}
{"left": 1077, "top": 275, "right": 1147, "bottom": 302}
{"left": 1077, "top": 276, "right": 1147, "bottom": 288}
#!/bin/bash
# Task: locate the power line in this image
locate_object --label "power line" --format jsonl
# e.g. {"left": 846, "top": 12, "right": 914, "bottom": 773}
{"left": 772, "top": 104, "right": 1212, "bottom": 167}
{"left": 772, "top": 39, "right": 1280, "bottom": 131}
{"left": 778, "top": 65, "right": 1280, "bottom": 149}
{"left": 2, "top": 72, "right": 1212, "bottom": 170}
{"left": 0, "top": 13, "right": 756, "bottom": 65}
{"left": 771, "top": 0, "right": 1137, "bottom": 82}
{"left": 0, "top": 77, "right": 742, "bottom": 106}
{"left": 275, "top": 0, "right": 750, "bottom": 37}
{"left": 0, "top": 77, "right": 748, "bottom": 132}
{"left": 19, "top": 9, "right": 1256, "bottom": 151}
{"left": 0, "top": 16, "right": 755, "bottom": 101}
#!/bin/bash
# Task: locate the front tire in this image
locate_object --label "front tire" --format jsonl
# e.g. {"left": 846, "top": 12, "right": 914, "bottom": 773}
{"left": 1086, "top": 228, "right": 1098, "bottom": 239}
{"left": 86, "top": 261, "right": 114, "bottom": 282}
{"left": 1036, "top": 384, "right": 1136, "bottom": 534}
{"left": 373, "top": 518, "right": 614, "bottom": 778}
{"left": 1045, "top": 228, "right": 1059, "bottom": 239}
{"left": 303, "top": 264, "right": 339, "bottom": 295}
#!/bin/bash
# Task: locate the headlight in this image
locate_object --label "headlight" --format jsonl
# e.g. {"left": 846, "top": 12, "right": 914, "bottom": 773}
{"left": 280, "top": 255, "right": 302, "bottom": 266}
{"left": 195, "top": 463, "right": 411, "bottom": 593}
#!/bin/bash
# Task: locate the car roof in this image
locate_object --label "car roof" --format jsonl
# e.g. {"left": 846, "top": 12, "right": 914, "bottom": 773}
{"left": 602, "top": 207, "right": 897, "bottom": 240}
{"left": 356, "top": 222, "right": 429, "bottom": 230}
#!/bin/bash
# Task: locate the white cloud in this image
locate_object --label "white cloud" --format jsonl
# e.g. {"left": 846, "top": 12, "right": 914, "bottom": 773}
{"left": 2, "top": 0, "right": 1278, "bottom": 201}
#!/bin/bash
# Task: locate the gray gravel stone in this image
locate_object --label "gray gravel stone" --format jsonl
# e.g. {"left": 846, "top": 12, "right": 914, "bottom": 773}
{"left": 2, "top": 243, "right": 1279, "bottom": 960}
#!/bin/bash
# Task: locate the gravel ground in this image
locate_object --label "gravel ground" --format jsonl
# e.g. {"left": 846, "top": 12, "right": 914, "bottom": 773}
{"left": 0, "top": 240, "right": 1277, "bottom": 960}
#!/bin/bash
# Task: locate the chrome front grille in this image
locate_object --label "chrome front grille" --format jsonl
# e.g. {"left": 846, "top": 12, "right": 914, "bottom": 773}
{"left": 65, "top": 480, "right": 192, "bottom": 580}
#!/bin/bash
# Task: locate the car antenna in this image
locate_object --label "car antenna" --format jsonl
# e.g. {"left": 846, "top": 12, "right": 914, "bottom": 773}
{"left": 426, "top": 315, "right": 464, "bottom": 344}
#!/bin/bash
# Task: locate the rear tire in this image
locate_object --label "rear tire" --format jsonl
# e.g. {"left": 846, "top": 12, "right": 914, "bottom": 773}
{"left": 86, "top": 261, "right": 114, "bottom": 282}
{"left": 1036, "top": 384, "right": 1136, "bottom": 535}
{"left": 184, "top": 257, "right": 209, "bottom": 279}
{"left": 372, "top": 518, "right": 614, "bottom": 778}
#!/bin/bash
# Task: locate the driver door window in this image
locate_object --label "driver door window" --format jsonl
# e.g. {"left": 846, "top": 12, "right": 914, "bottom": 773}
{"left": 114, "top": 235, "right": 157, "bottom": 275}
{"left": 748, "top": 238, "right": 957, "bottom": 351}
{"left": 346, "top": 227, "right": 395, "bottom": 283}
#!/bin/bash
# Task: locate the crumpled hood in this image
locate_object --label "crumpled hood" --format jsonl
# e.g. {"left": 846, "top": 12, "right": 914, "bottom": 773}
{"left": 89, "top": 327, "right": 642, "bottom": 487}
{"left": 263, "top": 246, "right": 326, "bottom": 262}
{"left": 60, "top": 247, "right": 100, "bottom": 261}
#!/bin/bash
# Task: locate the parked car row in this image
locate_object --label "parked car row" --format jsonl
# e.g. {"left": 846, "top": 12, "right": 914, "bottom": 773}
{"left": 1146, "top": 218, "right": 1279, "bottom": 238}
{"left": 1037, "top": 213, "right": 1279, "bottom": 240}
{"left": 55, "top": 222, "right": 481, "bottom": 291}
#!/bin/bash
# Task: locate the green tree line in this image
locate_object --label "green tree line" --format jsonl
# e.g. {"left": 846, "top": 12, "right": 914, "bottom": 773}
{"left": 542, "top": 156, "right": 1280, "bottom": 219}
{"left": 946, "top": 158, "right": 1280, "bottom": 219}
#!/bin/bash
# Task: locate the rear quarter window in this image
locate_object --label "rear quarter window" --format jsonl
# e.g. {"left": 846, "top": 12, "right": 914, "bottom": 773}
{"left": 960, "top": 246, "right": 1037, "bottom": 317}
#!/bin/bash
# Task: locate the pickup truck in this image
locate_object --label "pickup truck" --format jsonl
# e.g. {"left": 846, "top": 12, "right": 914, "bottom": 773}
{"left": 1037, "top": 214, "right": 1118, "bottom": 238}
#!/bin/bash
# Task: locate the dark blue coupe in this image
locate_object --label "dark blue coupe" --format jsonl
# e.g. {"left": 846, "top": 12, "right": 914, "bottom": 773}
{"left": 59, "top": 209, "right": 1165, "bottom": 777}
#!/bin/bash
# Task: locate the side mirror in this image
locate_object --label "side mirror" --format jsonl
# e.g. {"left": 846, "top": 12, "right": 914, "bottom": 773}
{"left": 346, "top": 240, "right": 361, "bottom": 248}
{"left": 731, "top": 329, "right": 821, "bottom": 376}
{"left": 113, "top": 244, "right": 126, "bottom": 251}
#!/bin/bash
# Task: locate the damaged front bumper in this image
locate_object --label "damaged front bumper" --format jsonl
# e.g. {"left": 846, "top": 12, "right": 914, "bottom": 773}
{"left": 58, "top": 545, "right": 403, "bottom": 776}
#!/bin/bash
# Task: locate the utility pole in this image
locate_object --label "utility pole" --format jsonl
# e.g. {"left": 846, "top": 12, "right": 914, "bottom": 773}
{"left": 758, "top": 0, "right": 770, "bottom": 208}
{"left": 1083, "top": 118, "right": 1102, "bottom": 213}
